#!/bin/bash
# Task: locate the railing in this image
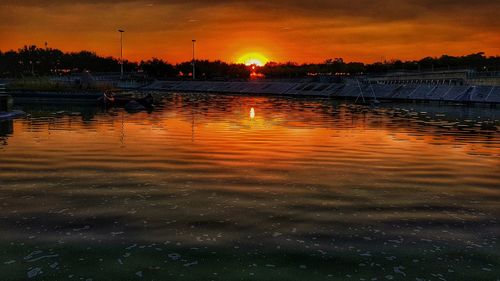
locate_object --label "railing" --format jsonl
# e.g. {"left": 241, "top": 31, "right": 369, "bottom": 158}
{"left": 467, "top": 71, "right": 500, "bottom": 78}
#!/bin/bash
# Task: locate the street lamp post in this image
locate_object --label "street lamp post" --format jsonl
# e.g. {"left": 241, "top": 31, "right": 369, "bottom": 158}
{"left": 118, "top": 29, "right": 125, "bottom": 79}
{"left": 192, "top": 39, "right": 196, "bottom": 80}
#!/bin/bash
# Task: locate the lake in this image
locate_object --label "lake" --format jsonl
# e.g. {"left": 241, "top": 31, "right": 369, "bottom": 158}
{"left": 0, "top": 93, "right": 499, "bottom": 280}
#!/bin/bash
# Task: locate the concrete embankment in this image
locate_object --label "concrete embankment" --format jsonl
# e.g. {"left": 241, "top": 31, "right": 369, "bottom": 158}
{"left": 144, "top": 81, "right": 500, "bottom": 104}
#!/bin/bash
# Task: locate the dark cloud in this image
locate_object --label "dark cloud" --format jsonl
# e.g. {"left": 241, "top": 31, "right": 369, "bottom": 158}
{"left": 2, "top": 0, "right": 499, "bottom": 20}
{"left": 0, "top": 0, "right": 498, "bottom": 62}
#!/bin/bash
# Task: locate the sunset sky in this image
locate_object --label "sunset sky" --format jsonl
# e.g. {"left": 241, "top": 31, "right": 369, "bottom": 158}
{"left": 0, "top": 0, "right": 499, "bottom": 64}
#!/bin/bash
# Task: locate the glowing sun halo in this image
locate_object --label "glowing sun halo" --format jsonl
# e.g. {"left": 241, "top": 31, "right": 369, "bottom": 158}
{"left": 237, "top": 52, "right": 269, "bottom": 66}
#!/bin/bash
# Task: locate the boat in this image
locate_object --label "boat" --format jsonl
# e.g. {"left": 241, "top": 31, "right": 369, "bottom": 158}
{"left": 0, "top": 110, "right": 25, "bottom": 120}
{"left": 97, "top": 92, "right": 115, "bottom": 107}
{"left": 98, "top": 92, "right": 155, "bottom": 108}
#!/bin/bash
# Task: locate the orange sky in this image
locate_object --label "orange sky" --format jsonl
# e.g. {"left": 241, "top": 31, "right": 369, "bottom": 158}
{"left": 0, "top": 0, "right": 499, "bottom": 63}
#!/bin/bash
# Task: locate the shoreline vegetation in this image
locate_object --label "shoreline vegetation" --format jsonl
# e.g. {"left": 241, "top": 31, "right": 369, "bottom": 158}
{"left": 1, "top": 45, "right": 500, "bottom": 80}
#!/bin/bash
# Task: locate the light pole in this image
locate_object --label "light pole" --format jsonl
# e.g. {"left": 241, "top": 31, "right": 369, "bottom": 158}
{"left": 192, "top": 39, "right": 196, "bottom": 80}
{"left": 118, "top": 29, "right": 125, "bottom": 79}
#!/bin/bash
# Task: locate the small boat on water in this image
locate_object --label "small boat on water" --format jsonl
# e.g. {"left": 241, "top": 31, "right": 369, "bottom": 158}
{"left": 0, "top": 94, "right": 24, "bottom": 120}
{"left": 0, "top": 110, "right": 25, "bottom": 120}
{"left": 98, "top": 92, "right": 155, "bottom": 109}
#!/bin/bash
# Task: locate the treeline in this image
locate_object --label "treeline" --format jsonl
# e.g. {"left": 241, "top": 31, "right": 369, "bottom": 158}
{"left": 0, "top": 45, "right": 136, "bottom": 77}
{"left": 364, "top": 53, "right": 500, "bottom": 73}
{"left": 261, "top": 54, "right": 500, "bottom": 78}
{"left": 1, "top": 45, "right": 499, "bottom": 79}
{"left": 0, "top": 45, "right": 250, "bottom": 79}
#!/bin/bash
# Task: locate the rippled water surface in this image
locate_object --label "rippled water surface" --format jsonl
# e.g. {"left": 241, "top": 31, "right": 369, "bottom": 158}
{"left": 1, "top": 93, "right": 499, "bottom": 280}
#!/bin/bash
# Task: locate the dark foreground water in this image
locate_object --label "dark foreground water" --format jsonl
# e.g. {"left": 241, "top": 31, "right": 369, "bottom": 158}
{"left": 0, "top": 93, "right": 499, "bottom": 281}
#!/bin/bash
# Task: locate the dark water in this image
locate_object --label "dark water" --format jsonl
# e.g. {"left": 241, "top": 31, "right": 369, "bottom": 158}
{"left": 0, "top": 93, "right": 499, "bottom": 281}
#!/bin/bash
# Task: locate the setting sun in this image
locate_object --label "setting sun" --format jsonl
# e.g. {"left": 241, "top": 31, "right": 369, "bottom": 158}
{"left": 237, "top": 52, "right": 269, "bottom": 66}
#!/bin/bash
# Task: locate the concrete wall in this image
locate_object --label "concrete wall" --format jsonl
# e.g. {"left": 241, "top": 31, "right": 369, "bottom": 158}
{"left": 144, "top": 81, "right": 500, "bottom": 104}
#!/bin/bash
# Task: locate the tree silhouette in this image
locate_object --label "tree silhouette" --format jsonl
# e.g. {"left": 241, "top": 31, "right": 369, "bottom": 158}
{"left": 1, "top": 45, "right": 499, "bottom": 79}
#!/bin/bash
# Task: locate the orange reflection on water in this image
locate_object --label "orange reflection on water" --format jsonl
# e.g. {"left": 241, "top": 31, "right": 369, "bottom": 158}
{"left": 3, "top": 95, "right": 498, "bottom": 165}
